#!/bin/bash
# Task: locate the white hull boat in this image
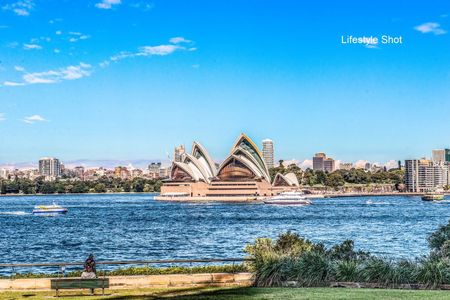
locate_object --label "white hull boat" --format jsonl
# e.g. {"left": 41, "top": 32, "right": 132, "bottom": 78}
{"left": 264, "top": 192, "right": 312, "bottom": 205}
{"left": 32, "top": 203, "right": 68, "bottom": 215}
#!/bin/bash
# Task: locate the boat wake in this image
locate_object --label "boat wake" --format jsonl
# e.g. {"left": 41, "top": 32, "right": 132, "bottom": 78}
{"left": 0, "top": 211, "right": 30, "bottom": 216}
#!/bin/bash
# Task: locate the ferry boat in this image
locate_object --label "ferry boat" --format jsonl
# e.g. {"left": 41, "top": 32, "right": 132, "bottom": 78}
{"left": 421, "top": 193, "right": 445, "bottom": 201}
{"left": 263, "top": 191, "right": 311, "bottom": 205}
{"left": 32, "top": 203, "right": 68, "bottom": 215}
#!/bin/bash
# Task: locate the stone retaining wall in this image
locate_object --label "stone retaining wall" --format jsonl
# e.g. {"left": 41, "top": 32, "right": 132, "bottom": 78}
{"left": 0, "top": 273, "right": 254, "bottom": 291}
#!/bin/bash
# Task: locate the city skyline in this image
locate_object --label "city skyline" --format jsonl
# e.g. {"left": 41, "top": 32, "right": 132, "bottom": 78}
{"left": 1, "top": 1, "right": 449, "bottom": 164}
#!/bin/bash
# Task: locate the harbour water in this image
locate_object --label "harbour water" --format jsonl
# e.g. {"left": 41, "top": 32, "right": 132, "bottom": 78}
{"left": 1, "top": 194, "right": 450, "bottom": 271}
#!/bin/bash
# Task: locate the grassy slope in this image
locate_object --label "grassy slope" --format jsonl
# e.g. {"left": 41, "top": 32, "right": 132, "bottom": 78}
{"left": 1, "top": 287, "right": 450, "bottom": 300}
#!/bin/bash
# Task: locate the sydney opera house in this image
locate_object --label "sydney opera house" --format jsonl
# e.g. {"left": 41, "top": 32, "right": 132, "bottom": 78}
{"left": 156, "top": 133, "right": 300, "bottom": 201}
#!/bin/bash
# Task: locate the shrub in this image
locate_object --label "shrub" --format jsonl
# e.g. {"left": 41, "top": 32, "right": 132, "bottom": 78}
{"left": 359, "top": 258, "right": 396, "bottom": 286}
{"left": 331, "top": 260, "right": 360, "bottom": 282}
{"left": 428, "top": 220, "right": 450, "bottom": 256}
{"left": 416, "top": 258, "right": 450, "bottom": 288}
{"left": 291, "top": 252, "right": 330, "bottom": 287}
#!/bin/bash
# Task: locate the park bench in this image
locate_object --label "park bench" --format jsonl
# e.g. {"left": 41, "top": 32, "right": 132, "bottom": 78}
{"left": 50, "top": 278, "right": 109, "bottom": 297}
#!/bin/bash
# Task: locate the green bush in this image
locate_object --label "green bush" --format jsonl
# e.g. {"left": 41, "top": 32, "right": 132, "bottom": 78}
{"left": 416, "top": 258, "right": 450, "bottom": 288}
{"left": 245, "top": 228, "right": 450, "bottom": 288}
{"left": 331, "top": 260, "right": 360, "bottom": 282}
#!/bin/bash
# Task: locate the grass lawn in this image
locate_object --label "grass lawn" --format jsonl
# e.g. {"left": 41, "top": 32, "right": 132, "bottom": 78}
{"left": 1, "top": 287, "right": 450, "bottom": 300}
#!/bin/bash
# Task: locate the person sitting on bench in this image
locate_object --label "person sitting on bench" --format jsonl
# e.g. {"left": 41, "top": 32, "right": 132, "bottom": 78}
{"left": 81, "top": 254, "right": 97, "bottom": 278}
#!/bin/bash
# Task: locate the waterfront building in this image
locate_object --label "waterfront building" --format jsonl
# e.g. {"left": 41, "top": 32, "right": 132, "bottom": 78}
{"left": 262, "top": 139, "right": 275, "bottom": 169}
{"left": 313, "top": 153, "right": 336, "bottom": 172}
{"left": 446, "top": 149, "right": 450, "bottom": 162}
{"left": 174, "top": 145, "right": 185, "bottom": 162}
{"left": 313, "top": 153, "right": 326, "bottom": 171}
{"left": 158, "top": 133, "right": 296, "bottom": 200}
{"left": 38, "top": 157, "right": 61, "bottom": 181}
{"left": 405, "top": 159, "right": 449, "bottom": 192}
{"left": 324, "top": 158, "right": 336, "bottom": 173}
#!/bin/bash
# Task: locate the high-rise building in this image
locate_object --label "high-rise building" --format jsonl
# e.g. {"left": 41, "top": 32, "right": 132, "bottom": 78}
{"left": 174, "top": 145, "right": 185, "bottom": 162}
{"left": 38, "top": 157, "right": 61, "bottom": 180}
{"left": 262, "top": 139, "right": 275, "bottom": 169}
{"left": 432, "top": 149, "right": 445, "bottom": 163}
{"left": 446, "top": 149, "right": 450, "bottom": 162}
{"left": 324, "top": 158, "right": 336, "bottom": 173}
{"left": 313, "top": 153, "right": 326, "bottom": 171}
{"left": 405, "top": 159, "right": 449, "bottom": 192}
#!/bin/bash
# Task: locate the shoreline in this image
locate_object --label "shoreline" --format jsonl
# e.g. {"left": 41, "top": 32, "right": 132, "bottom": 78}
{"left": 1, "top": 191, "right": 446, "bottom": 201}
{"left": 154, "top": 192, "right": 430, "bottom": 203}
{"left": 0, "top": 192, "right": 159, "bottom": 197}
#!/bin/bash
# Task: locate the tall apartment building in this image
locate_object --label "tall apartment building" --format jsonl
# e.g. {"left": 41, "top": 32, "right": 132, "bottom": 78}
{"left": 405, "top": 159, "right": 449, "bottom": 192}
{"left": 262, "top": 139, "right": 275, "bottom": 169}
{"left": 313, "top": 153, "right": 335, "bottom": 172}
{"left": 324, "top": 158, "right": 336, "bottom": 173}
{"left": 38, "top": 157, "right": 61, "bottom": 180}
{"left": 446, "top": 149, "right": 450, "bottom": 162}
{"left": 313, "top": 153, "right": 326, "bottom": 171}
{"left": 174, "top": 145, "right": 185, "bottom": 162}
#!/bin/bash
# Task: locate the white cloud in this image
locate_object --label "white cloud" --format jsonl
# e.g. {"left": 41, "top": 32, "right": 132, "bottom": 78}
{"left": 299, "top": 159, "right": 313, "bottom": 170}
{"left": 22, "top": 63, "right": 92, "bottom": 84}
{"left": 2, "top": 0, "right": 34, "bottom": 16}
{"left": 139, "top": 44, "right": 180, "bottom": 56}
{"left": 354, "top": 160, "right": 369, "bottom": 168}
{"left": 68, "top": 32, "right": 90, "bottom": 42}
{"left": 383, "top": 160, "right": 399, "bottom": 170}
{"left": 22, "top": 114, "right": 46, "bottom": 124}
{"left": 99, "top": 60, "right": 110, "bottom": 68}
{"left": 95, "top": 0, "right": 121, "bottom": 9}
{"left": 108, "top": 39, "right": 195, "bottom": 64}
{"left": 0, "top": 113, "right": 5, "bottom": 121}
{"left": 55, "top": 30, "right": 62, "bottom": 35}
{"left": 414, "top": 22, "right": 447, "bottom": 35}
{"left": 3, "top": 81, "right": 25, "bottom": 86}
{"left": 169, "top": 37, "right": 192, "bottom": 44}
{"left": 54, "top": 48, "right": 60, "bottom": 54}
{"left": 14, "top": 66, "right": 25, "bottom": 72}
{"left": 23, "top": 43, "right": 42, "bottom": 50}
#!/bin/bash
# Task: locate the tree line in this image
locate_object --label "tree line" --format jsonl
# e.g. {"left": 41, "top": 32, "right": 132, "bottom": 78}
{"left": 269, "top": 162, "right": 405, "bottom": 189}
{"left": 0, "top": 176, "right": 163, "bottom": 195}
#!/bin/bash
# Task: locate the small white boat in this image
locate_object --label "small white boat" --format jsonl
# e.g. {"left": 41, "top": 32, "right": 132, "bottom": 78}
{"left": 32, "top": 203, "right": 68, "bottom": 215}
{"left": 264, "top": 191, "right": 311, "bottom": 205}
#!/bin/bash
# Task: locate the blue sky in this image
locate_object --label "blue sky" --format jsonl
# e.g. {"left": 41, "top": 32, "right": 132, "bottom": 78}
{"left": 0, "top": 0, "right": 449, "bottom": 167}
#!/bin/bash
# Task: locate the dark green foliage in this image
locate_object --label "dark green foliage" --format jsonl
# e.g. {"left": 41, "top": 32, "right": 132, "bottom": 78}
{"left": 0, "top": 176, "right": 162, "bottom": 195}
{"left": 327, "top": 240, "right": 370, "bottom": 261}
{"left": 428, "top": 220, "right": 450, "bottom": 257}
{"left": 246, "top": 223, "right": 450, "bottom": 288}
{"left": 331, "top": 260, "right": 359, "bottom": 282}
